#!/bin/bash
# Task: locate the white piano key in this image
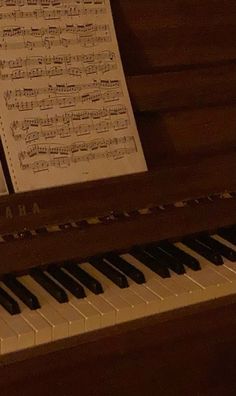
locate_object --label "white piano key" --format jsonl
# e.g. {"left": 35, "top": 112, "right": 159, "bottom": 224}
{"left": 0, "top": 304, "right": 35, "bottom": 351}
{"left": 100, "top": 291, "right": 133, "bottom": 324}
{"left": 80, "top": 263, "right": 133, "bottom": 324}
{"left": 175, "top": 243, "right": 230, "bottom": 287}
{"left": 68, "top": 298, "right": 101, "bottom": 332}
{"left": 119, "top": 288, "right": 147, "bottom": 319}
{"left": 82, "top": 263, "right": 147, "bottom": 320}
{"left": 25, "top": 277, "right": 85, "bottom": 337}
{"left": 109, "top": 253, "right": 179, "bottom": 315}
{"left": 141, "top": 261, "right": 200, "bottom": 295}
{"left": 172, "top": 273, "right": 202, "bottom": 293}
{"left": 159, "top": 272, "right": 198, "bottom": 295}
{"left": 128, "top": 283, "right": 163, "bottom": 316}
{"left": 84, "top": 293, "right": 116, "bottom": 328}
{"left": 102, "top": 253, "right": 185, "bottom": 315}
{"left": 0, "top": 281, "right": 51, "bottom": 346}
{"left": 20, "top": 276, "right": 69, "bottom": 341}
{"left": 176, "top": 243, "right": 236, "bottom": 300}
{"left": 221, "top": 263, "right": 236, "bottom": 280}
{"left": 213, "top": 262, "right": 236, "bottom": 282}
{"left": 64, "top": 272, "right": 116, "bottom": 327}
{"left": 0, "top": 316, "right": 18, "bottom": 355}
{"left": 122, "top": 253, "right": 225, "bottom": 309}
{"left": 115, "top": 254, "right": 171, "bottom": 315}
{"left": 45, "top": 270, "right": 101, "bottom": 332}
{"left": 211, "top": 236, "right": 236, "bottom": 277}
{"left": 61, "top": 268, "right": 116, "bottom": 328}
{"left": 121, "top": 254, "right": 176, "bottom": 299}
{"left": 212, "top": 234, "right": 236, "bottom": 251}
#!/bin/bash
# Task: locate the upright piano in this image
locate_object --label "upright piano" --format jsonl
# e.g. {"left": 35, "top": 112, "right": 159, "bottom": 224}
{"left": 0, "top": 1, "right": 236, "bottom": 395}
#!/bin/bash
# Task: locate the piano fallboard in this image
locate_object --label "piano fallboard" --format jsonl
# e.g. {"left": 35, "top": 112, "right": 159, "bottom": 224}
{"left": 0, "top": 153, "right": 235, "bottom": 274}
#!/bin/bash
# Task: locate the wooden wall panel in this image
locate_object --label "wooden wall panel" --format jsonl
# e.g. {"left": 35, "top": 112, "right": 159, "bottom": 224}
{"left": 127, "top": 63, "right": 236, "bottom": 112}
{"left": 137, "top": 106, "right": 236, "bottom": 167}
{"left": 111, "top": 0, "right": 236, "bottom": 74}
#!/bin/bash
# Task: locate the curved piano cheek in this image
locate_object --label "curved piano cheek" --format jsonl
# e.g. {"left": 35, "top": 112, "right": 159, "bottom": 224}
{"left": 0, "top": 227, "right": 235, "bottom": 355}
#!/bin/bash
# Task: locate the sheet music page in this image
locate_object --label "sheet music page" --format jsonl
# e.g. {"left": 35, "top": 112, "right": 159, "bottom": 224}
{"left": 0, "top": 161, "right": 8, "bottom": 195}
{"left": 0, "top": 0, "right": 147, "bottom": 192}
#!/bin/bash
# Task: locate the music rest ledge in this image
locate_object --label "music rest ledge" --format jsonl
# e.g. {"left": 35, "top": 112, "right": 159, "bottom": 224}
{"left": 0, "top": 0, "right": 236, "bottom": 395}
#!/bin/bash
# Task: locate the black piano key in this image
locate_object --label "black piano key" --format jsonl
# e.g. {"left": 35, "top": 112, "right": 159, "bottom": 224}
{"left": 130, "top": 247, "right": 170, "bottom": 278}
{"left": 89, "top": 257, "right": 129, "bottom": 289}
{"left": 63, "top": 262, "right": 103, "bottom": 295}
{"left": 47, "top": 265, "right": 86, "bottom": 299}
{"left": 3, "top": 274, "right": 40, "bottom": 310}
{"left": 30, "top": 268, "right": 68, "bottom": 303}
{"left": 197, "top": 234, "right": 236, "bottom": 262}
{"left": 0, "top": 286, "right": 21, "bottom": 315}
{"left": 103, "top": 253, "right": 146, "bottom": 284}
{"left": 217, "top": 227, "right": 236, "bottom": 245}
{"left": 144, "top": 245, "right": 186, "bottom": 275}
{"left": 182, "top": 238, "right": 223, "bottom": 266}
{"left": 158, "top": 241, "right": 201, "bottom": 271}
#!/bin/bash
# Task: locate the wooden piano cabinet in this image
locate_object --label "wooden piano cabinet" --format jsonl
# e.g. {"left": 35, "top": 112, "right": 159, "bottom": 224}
{"left": 0, "top": 0, "right": 236, "bottom": 395}
{"left": 1, "top": 297, "right": 236, "bottom": 396}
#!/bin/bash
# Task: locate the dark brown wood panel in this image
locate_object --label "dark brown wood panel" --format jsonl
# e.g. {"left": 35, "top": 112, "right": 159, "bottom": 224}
{"left": 1, "top": 297, "right": 236, "bottom": 396}
{"left": 111, "top": 0, "right": 236, "bottom": 74}
{"left": 127, "top": 63, "right": 236, "bottom": 112}
{"left": 0, "top": 195, "right": 236, "bottom": 274}
{"left": 137, "top": 105, "right": 236, "bottom": 167}
{"left": 0, "top": 152, "right": 235, "bottom": 235}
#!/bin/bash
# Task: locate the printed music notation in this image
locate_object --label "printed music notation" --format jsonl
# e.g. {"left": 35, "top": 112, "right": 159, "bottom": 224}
{"left": 20, "top": 148, "right": 137, "bottom": 173}
{"left": 0, "top": 0, "right": 147, "bottom": 192}
{"left": 0, "top": 23, "right": 111, "bottom": 50}
{"left": 10, "top": 105, "right": 130, "bottom": 142}
{"left": 0, "top": 51, "right": 116, "bottom": 80}
{"left": 4, "top": 80, "right": 121, "bottom": 99}
{"left": 19, "top": 136, "right": 137, "bottom": 172}
{"left": 0, "top": 5, "right": 106, "bottom": 21}
{"left": 5, "top": 87, "right": 124, "bottom": 111}
{"left": 0, "top": 51, "right": 115, "bottom": 69}
{"left": 0, "top": 0, "right": 105, "bottom": 6}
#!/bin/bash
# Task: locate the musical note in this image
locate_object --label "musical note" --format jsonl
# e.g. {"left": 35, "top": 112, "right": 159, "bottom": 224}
{"left": 0, "top": 23, "right": 111, "bottom": 51}
{"left": 5, "top": 89, "right": 123, "bottom": 111}
{"left": 0, "top": 51, "right": 115, "bottom": 69}
{"left": 10, "top": 105, "right": 129, "bottom": 136}
{"left": 0, "top": 0, "right": 147, "bottom": 192}
{"left": 0, "top": 6, "right": 106, "bottom": 22}
{"left": 4, "top": 80, "right": 121, "bottom": 100}
{"left": 0, "top": 0, "right": 105, "bottom": 6}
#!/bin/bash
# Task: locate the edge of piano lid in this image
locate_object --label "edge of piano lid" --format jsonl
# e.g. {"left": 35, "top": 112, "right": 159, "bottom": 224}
{"left": 0, "top": 1, "right": 236, "bottom": 394}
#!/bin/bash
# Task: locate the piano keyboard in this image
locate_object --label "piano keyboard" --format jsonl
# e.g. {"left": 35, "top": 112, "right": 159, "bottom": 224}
{"left": 0, "top": 227, "right": 236, "bottom": 355}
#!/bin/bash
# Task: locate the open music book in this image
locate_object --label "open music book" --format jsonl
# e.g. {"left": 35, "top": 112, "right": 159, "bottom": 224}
{"left": 0, "top": 0, "right": 147, "bottom": 193}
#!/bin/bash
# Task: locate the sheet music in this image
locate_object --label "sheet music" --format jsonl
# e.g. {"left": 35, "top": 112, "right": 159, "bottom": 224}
{"left": 0, "top": 0, "right": 147, "bottom": 192}
{"left": 0, "top": 162, "right": 8, "bottom": 195}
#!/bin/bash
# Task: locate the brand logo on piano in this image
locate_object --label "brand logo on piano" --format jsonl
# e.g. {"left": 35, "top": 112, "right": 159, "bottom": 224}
{"left": 5, "top": 203, "right": 40, "bottom": 219}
